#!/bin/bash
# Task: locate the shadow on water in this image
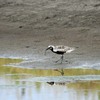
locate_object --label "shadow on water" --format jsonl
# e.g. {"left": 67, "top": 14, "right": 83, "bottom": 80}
{"left": 0, "top": 58, "right": 100, "bottom": 100}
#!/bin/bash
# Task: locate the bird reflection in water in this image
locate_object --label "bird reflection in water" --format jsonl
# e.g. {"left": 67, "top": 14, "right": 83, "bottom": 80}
{"left": 47, "top": 69, "right": 66, "bottom": 85}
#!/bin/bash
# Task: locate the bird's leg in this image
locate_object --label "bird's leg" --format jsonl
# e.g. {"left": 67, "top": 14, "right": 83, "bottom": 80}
{"left": 55, "top": 58, "right": 61, "bottom": 63}
{"left": 61, "top": 55, "right": 69, "bottom": 63}
{"left": 55, "top": 55, "right": 69, "bottom": 64}
{"left": 55, "top": 55, "right": 63, "bottom": 63}
{"left": 60, "top": 55, "right": 63, "bottom": 64}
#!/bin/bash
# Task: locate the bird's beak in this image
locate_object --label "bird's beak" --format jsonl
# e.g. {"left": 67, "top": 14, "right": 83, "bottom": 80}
{"left": 45, "top": 48, "right": 49, "bottom": 55}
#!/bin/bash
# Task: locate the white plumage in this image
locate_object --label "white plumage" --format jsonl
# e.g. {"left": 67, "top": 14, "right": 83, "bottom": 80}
{"left": 48, "top": 45, "right": 75, "bottom": 53}
{"left": 45, "top": 45, "right": 75, "bottom": 63}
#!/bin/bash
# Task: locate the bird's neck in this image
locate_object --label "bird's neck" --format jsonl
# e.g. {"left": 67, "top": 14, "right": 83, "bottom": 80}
{"left": 50, "top": 48, "right": 55, "bottom": 53}
{"left": 51, "top": 48, "right": 58, "bottom": 54}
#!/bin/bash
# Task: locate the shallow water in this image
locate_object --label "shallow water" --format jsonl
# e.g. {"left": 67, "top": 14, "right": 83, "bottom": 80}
{"left": 0, "top": 58, "right": 100, "bottom": 100}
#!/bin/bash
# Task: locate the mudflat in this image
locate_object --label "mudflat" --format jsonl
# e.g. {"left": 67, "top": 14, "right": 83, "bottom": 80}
{"left": 0, "top": 0, "right": 100, "bottom": 69}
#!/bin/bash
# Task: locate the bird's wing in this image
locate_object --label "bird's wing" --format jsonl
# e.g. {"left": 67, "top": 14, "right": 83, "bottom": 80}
{"left": 65, "top": 46, "right": 75, "bottom": 53}
{"left": 53, "top": 45, "right": 75, "bottom": 53}
{"left": 54, "top": 45, "right": 67, "bottom": 52}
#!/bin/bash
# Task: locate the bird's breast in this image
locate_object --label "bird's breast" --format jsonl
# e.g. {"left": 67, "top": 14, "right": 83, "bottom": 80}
{"left": 55, "top": 51, "right": 65, "bottom": 55}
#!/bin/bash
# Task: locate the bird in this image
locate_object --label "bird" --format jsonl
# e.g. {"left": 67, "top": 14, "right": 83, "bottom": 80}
{"left": 45, "top": 45, "right": 75, "bottom": 63}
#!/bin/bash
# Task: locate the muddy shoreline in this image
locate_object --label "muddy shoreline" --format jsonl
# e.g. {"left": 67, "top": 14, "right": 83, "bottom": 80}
{"left": 0, "top": 0, "right": 100, "bottom": 69}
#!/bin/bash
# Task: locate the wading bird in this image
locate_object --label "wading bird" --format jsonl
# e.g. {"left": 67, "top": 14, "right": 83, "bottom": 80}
{"left": 45, "top": 45, "right": 75, "bottom": 63}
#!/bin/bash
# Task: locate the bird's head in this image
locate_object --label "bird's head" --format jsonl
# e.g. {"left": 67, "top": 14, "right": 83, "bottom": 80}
{"left": 45, "top": 45, "right": 54, "bottom": 55}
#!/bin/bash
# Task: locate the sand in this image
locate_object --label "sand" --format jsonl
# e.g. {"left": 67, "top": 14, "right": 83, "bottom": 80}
{"left": 0, "top": 0, "right": 100, "bottom": 69}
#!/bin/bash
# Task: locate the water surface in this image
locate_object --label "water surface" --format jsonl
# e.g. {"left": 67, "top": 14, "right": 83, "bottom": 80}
{"left": 0, "top": 58, "right": 100, "bottom": 100}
